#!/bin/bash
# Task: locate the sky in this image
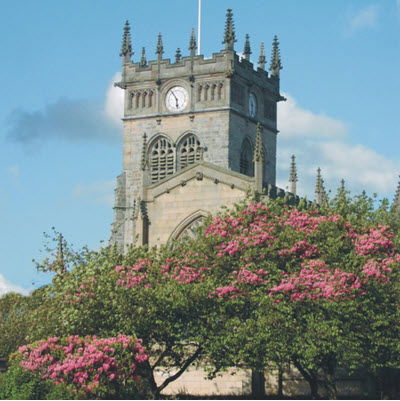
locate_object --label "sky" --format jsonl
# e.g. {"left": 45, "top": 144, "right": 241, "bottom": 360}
{"left": 1, "top": 0, "right": 399, "bottom": 295}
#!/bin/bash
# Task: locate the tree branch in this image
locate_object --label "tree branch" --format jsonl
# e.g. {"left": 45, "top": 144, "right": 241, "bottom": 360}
{"left": 156, "top": 347, "right": 203, "bottom": 395}
{"left": 151, "top": 346, "right": 170, "bottom": 371}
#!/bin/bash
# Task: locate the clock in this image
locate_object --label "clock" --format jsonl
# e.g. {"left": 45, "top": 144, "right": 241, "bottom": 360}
{"left": 248, "top": 92, "right": 257, "bottom": 118}
{"left": 165, "top": 86, "right": 189, "bottom": 112}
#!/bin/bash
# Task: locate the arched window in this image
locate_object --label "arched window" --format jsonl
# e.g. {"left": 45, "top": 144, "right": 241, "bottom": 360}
{"left": 177, "top": 134, "right": 203, "bottom": 170}
{"left": 240, "top": 139, "right": 254, "bottom": 176}
{"left": 149, "top": 136, "right": 175, "bottom": 183}
{"left": 175, "top": 216, "right": 205, "bottom": 241}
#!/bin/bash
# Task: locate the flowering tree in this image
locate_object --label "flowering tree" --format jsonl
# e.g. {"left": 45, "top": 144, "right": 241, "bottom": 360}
{"left": 4, "top": 191, "right": 399, "bottom": 399}
{"left": 193, "top": 195, "right": 400, "bottom": 399}
{"left": 24, "top": 244, "right": 218, "bottom": 397}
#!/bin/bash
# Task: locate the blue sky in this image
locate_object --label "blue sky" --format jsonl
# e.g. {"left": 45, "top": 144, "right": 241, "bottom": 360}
{"left": 1, "top": 0, "right": 399, "bottom": 294}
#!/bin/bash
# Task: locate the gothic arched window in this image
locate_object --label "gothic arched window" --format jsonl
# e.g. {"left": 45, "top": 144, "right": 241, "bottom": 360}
{"left": 240, "top": 139, "right": 254, "bottom": 176}
{"left": 149, "top": 136, "right": 175, "bottom": 183}
{"left": 170, "top": 213, "right": 206, "bottom": 241}
{"left": 177, "top": 134, "right": 203, "bottom": 170}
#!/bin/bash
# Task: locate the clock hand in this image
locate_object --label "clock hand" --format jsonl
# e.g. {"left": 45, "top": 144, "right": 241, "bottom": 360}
{"left": 170, "top": 91, "right": 178, "bottom": 101}
{"left": 170, "top": 91, "right": 179, "bottom": 109}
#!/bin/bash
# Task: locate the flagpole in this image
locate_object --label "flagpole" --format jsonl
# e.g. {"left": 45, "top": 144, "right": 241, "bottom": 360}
{"left": 197, "top": 0, "right": 202, "bottom": 55}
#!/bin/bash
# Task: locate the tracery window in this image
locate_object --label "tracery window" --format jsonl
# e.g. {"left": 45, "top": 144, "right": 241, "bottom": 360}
{"left": 175, "top": 216, "right": 206, "bottom": 241}
{"left": 149, "top": 136, "right": 175, "bottom": 183}
{"left": 177, "top": 134, "right": 203, "bottom": 170}
{"left": 240, "top": 139, "right": 254, "bottom": 176}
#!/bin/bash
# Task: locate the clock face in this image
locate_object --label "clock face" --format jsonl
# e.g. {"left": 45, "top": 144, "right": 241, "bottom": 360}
{"left": 165, "top": 86, "right": 189, "bottom": 112}
{"left": 249, "top": 93, "right": 257, "bottom": 117}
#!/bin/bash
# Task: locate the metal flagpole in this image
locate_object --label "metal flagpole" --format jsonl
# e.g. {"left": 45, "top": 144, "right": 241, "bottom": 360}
{"left": 197, "top": 0, "right": 202, "bottom": 55}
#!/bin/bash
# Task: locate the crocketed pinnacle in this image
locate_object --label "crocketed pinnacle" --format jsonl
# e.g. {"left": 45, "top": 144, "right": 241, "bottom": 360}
{"left": 315, "top": 167, "right": 328, "bottom": 205}
{"left": 140, "top": 133, "right": 147, "bottom": 171}
{"left": 289, "top": 155, "right": 298, "bottom": 182}
{"left": 156, "top": 33, "right": 164, "bottom": 59}
{"left": 189, "top": 28, "right": 197, "bottom": 56}
{"left": 120, "top": 20, "right": 132, "bottom": 62}
{"left": 243, "top": 34, "right": 251, "bottom": 61}
{"left": 258, "top": 42, "right": 266, "bottom": 70}
{"left": 253, "top": 123, "right": 264, "bottom": 162}
{"left": 393, "top": 175, "right": 400, "bottom": 210}
{"left": 222, "top": 9, "right": 236, "bottom": 50}
{"left": 175, "top": 48, "right": 182, "bottom": 63}
{"left": 289, "top": 155, "right": 298, "bottom": 195}
{"left": 269, "top": 35, "right": 283, "bottom": 77}
{"left": 140, "top": 47, "right": 147, "bottom": 67}
{"left": 338, "top": 178, "right": 346, "bottom": 195}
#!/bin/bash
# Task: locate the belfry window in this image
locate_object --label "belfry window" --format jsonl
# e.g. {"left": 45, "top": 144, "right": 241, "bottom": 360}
{"left": 177, "top": 134, "right": 203, "bottom": 170}
{"left": 149, "top": 136, "right": 175, "bottom": 183}
{"left": 240, "top": 139, "right": 254, "bottom": 176}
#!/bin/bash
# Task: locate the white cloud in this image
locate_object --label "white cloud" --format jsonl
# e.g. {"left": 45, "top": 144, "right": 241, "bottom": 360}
{"left": 277, "top": 94, "right": 400, "bottom": 199}
{"left": 105, "top": 72, "right": 124, "bottom": 125}
{"left": 73, "top": 180, "right": 115, "bottom": 206}
{"left": 349, "top": 4, "right": 379, "bottom": 31}
{"left": 279, "top": 94, "right": 347, "bottom": 139}
{"left": 0, "top": 274, "right": 29, "bottom": 296}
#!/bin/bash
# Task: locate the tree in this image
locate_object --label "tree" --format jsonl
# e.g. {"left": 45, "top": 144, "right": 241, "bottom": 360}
{"left": 189, "top": 197, "right": 400, "bottom": 398}
{"left": 4, "top": 193, "right": 399, "bottom": 399}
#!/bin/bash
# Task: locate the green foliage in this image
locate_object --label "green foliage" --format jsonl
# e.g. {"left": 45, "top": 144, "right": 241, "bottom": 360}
{"left": 0, "top": 363, "right": 78, "bottom": 400}
{"left": 1, "top": 190, "right": 399, "bottom": 398}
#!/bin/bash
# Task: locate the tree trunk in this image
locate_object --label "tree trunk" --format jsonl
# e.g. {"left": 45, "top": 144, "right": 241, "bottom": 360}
{"left": 277, "top": 365, "right": 284, "bottom": 398}
{"left": 321, "top": 365, "right": 338, "bottom": 399}
{"left": 251, "top": 370, "right": 266, "bottom": 399}
{"left": 291, "top": 358, "right": 319, "bottom": 399}
{"left": 140, "top": 360, "right": 159, "bottom": 399}
{"left": 309, "top": 377, "right": 319, "bottom": 400}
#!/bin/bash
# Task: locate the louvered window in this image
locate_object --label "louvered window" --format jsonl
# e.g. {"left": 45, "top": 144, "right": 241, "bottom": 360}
{"left": 178, "top": 135, "right": 202, "bottom": 170}
{"left": 149, "top": 137, "right": 175, "bottom": 183}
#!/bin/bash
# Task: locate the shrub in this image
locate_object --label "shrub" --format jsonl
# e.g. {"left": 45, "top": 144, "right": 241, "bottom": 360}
{"left": 1, "top": 335, "right": 151, "bottom": 400}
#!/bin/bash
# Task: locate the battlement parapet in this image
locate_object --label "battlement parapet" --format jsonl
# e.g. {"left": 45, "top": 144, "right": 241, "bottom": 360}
{"left": 120, "top": 50, "right": 279, "bottom": 96}
{"left": 263, "top": 183, "right": 313, "bottom": 208}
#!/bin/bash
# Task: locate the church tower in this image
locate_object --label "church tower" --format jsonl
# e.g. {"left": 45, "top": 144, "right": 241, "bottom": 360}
{"left": 111, "top": 10, "right": 284, "bottom": 248}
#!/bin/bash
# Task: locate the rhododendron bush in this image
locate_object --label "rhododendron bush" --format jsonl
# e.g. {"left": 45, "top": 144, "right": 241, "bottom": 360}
{"left": 3, "top": 335, "right": 149, "bottom": 399}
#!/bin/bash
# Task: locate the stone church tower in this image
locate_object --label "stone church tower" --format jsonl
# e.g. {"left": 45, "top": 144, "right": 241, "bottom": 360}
{"left": 111, "top": 9, "right": 284, "bottom": 248}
